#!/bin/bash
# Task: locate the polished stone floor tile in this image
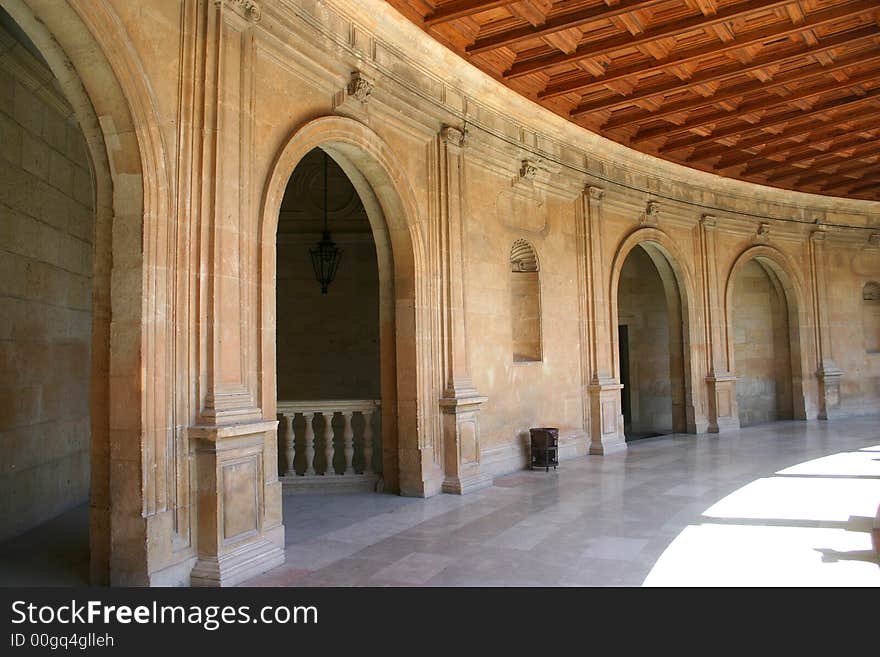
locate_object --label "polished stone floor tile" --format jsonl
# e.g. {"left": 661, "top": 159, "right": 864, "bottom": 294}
{"left": 2, "top": 417, "right": 879, "bottom": 587}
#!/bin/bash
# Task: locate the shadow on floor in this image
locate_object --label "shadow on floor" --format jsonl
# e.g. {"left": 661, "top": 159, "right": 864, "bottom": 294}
{"left": 0, "top": 503, "right": 89, "bottom": 586}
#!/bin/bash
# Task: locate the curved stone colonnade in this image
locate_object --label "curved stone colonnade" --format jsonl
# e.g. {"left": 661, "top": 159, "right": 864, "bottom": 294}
{"left": 2, "top": 0, "right": 877, "bottom": 586}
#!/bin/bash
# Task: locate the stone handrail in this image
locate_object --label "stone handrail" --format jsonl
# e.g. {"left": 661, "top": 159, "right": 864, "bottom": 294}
{"left": 277, "top": 399, "right": 380, "bottom": 478}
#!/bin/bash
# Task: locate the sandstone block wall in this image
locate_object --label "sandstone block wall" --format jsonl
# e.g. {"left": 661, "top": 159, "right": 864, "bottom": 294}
{"left": 0, "top": 23, "right": 93, "bottom": 541}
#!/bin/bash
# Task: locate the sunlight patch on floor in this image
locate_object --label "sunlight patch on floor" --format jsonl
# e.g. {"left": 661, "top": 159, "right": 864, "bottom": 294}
{"left": 643, "top": 524, "right": 879, "bottom": 587}
{"left": 644, "top": 450, "right": 880, "bottom": 586}
{"left": 703, "top": 476, "right": 880, "bottom": 522}
{"left": 775, "top": 451, "right": 880, "bottom": 477}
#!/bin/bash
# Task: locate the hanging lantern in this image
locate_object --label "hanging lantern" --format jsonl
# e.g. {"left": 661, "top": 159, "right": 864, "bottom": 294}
{"left": 310, "top": 151, "right": 343, "bottom": 294}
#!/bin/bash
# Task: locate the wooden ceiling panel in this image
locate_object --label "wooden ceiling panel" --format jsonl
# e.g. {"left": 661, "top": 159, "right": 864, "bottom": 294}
{"left": 388, "top": 0, "right": 880, "bottom": 200}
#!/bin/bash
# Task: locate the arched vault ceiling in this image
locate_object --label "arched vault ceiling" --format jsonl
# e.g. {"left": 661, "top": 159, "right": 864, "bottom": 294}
{"left": 385, "top": 0, "right": 880, "bottom": 201}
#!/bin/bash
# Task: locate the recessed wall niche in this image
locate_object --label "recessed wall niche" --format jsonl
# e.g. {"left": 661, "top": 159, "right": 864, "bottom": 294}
{"left": 863, "top": 282, "right": 880, "bottom": 353}
{"left": 510, "top": 239, "right": 542, "bottom": 363}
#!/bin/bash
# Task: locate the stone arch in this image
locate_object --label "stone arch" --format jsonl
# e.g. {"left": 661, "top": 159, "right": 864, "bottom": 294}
{"left": 609, "top": 227, "right": 704, "bottom": 434}
{"left": 1, "top": 0, "right": 171, "bottom": 584}
{"left": 259, "top": 115, "right": 434, "bottom": 496}
{"left": 724, "top": 245, "right": 808, "bottom": 421}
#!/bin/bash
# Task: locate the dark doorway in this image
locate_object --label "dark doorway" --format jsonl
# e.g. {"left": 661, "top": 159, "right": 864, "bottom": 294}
{"left": 619, "top": 324, "right": 632, "bottom": 430}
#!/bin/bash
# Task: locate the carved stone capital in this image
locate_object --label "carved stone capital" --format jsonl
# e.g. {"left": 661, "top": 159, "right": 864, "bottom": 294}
{"left": 441, "top": 124, "right": 467, "bottom": 148}
{"left": 346, "top": 71, "right": 374, "bottom": 103}
{"left": 519, "top": 159, "right": 538, "bottom": 181}
{"left": 214, "top": 0, "right": 261, "bottom": 22}
{"left": 701, "top": 214, "right": 718, "bottom": 228}
{"left": 810, "top": 228, "right": 827, "bottom": 243}
{"left": 756, "top": 221, "right": 771, "bottom": 242}
{"left": 587, "top": 186, "right": 605, "bottom": 201}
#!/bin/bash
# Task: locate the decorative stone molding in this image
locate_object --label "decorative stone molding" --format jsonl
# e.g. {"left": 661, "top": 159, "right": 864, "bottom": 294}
{"left": 643, "top": 200, "right": 660, "bottom": 226}
{"left": 756, "top": 221, "right": 771, "bottom": 243}
{"left": 440, "top": 124, "right": 467, "bottom": 148}
{"left": 519, "top": 159, "right": 538, "bottom": 181}
{"left": 510, "top": 238, "right": 539, "bottom": 272}
{"left": 346, "top": 71, "right": 374, "bottom": 103}
{"left": 214, "top": 0, "right": 261, "bottom": 22}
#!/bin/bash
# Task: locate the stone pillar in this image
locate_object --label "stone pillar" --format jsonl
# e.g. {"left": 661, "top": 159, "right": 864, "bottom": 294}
{"left": 437, "top": 125, "right": 491, "bottom": 494}
{"left": 699, "top": 215, "right": 740, "bottom": 432}
{"left": 809, "top": 229, "right": 843, "bottom": 419}
{"left": 580, "top": 187, "right": 626, "bottom": 455}
{"left": 188, "top": 0, "right": 283, "bottom": 586}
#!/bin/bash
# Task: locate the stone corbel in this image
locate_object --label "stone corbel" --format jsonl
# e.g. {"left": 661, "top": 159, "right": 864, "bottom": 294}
{"left": 334, "top": 71, "right": 375, "bottom": 113}
{"left": 214, "top": 0, "right": 261, "bottom": 22}
{"left": 441, "top": 124, "right": 467, "bottom": 148}
{"left": 347, "top": 71, "right": 374, "bottom": 103}
{"left": 642, "top": 200, "right": 660, "bottom": 226}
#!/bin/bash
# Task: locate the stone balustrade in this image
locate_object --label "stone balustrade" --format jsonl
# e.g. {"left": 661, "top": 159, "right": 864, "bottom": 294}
{"left": 277, "top": 400, "right": 381, "bottom": 492}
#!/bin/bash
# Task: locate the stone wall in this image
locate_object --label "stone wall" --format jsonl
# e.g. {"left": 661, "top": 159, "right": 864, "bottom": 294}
{"left": 618, "top": 246, "right": 673, "bottom": 436}
{"left": 276, "top": 237, "right": 380, "bottom": 400}
{"left": 732, "top": 260, "right": 793, "bottom": 426}
{"left": 0, "top": 22, "right": 93, "bottom": 541}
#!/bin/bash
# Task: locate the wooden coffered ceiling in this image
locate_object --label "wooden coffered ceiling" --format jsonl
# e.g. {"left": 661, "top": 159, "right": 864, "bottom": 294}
{"left": 385, "top": 0, "right": 880, "bottom": 201}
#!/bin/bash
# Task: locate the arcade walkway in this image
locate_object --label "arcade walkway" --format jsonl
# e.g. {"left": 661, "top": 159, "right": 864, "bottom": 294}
{"left": 1, "top": 417, "right": 878, "bottom": 586}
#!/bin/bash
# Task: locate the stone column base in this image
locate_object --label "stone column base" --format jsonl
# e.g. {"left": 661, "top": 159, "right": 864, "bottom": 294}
{"left": 706, "top": 374, "right": 740, "bottom": 433}
{"left": 440, "top": 393, "right": 492, "bottom": 494}
{"left": 817, "top": 365, "right": 844, "bottom": 420}
{"left": 588, "top": 379, "right": 626, "bottom": 455}
{"left": 190, "top": 527, "right": 284, "bottom": 587}
{"left": 189, "top": 420, "right": 285, "bottom": 587}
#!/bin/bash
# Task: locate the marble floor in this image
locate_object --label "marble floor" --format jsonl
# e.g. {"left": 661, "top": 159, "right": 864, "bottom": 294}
{"left": 243, "top": 416, "right": 880, "bottom": 586}
{"left": 1, "top": 416, "right": 878, "bottom": 586}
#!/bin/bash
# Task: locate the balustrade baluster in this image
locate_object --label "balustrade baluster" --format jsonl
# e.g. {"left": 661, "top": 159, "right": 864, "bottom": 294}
{"left": 361, "top": 409, "right": 374, "bottom": 474}
{"left": 322, "top": 412, "right": 335, "bottom": 475}
{"left": 341, "top": 411, "right": 355, "bottom": 475}
{"left": 302, "top": 412, "right": 316, "bottom": 475}
{"left": 282, "top": 413, "right": 295, "bottom": 476}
